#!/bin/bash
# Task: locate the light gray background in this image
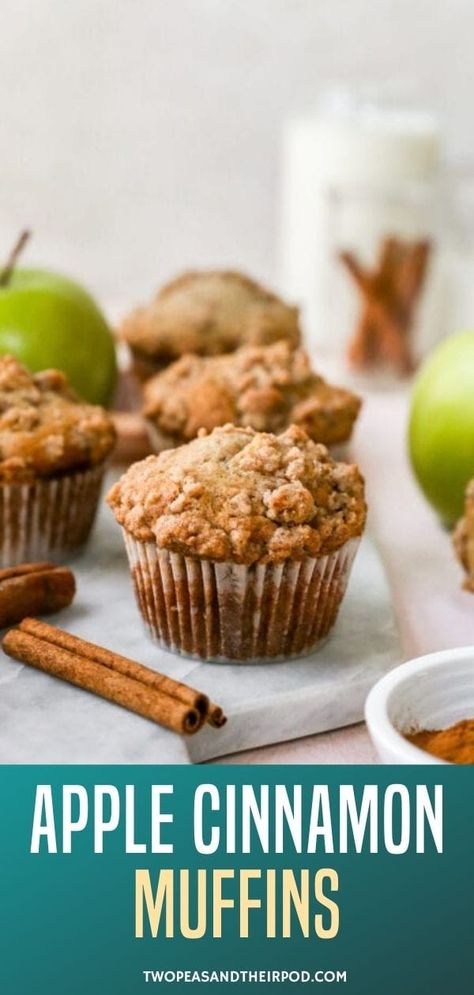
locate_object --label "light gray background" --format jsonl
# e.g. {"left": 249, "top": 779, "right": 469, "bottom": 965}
{"left": 0, "top": 0, "right": 470, "bottom": 311}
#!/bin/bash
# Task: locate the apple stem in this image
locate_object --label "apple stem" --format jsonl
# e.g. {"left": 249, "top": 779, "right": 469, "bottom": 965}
{"left": 0, "top": 230, "right": 32, "bottom": 288}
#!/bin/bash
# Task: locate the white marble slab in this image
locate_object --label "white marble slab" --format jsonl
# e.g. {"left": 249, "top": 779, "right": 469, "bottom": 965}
{"left": 0, "top": 474, "right": 401, "bottom": 764}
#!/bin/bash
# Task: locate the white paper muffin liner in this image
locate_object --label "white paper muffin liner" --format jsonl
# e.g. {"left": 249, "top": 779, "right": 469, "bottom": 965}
{"left": 146, "top": 420, "right": 180, "bottom": 453}
{"left": 0, "top": 464, "right": 106, "bottom": 567}
{"left": 122, "top": 530, "right": 360, "bottom": 662}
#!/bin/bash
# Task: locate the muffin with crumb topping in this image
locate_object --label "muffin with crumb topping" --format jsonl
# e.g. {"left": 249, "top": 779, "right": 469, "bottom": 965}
{"left": 0, "top": 355, "right": 116, "bottom": 565}
{"left": 119, "top": 269, "right": 301, "bottom": 380}
{"left": 107, "top": 424, "right": 366, "bottom": 661}
{"left": 143, "top": 340, "right": 361, "bottom": 453}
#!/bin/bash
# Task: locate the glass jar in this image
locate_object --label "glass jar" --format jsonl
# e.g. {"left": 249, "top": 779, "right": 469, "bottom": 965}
{"left": 278, "top": 88, "right": 450, "bottom": 381}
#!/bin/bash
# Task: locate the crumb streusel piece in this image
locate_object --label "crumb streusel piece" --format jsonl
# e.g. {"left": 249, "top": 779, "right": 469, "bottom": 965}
{"left": 107, "top": 423, "right": 366, "bottom": 564}
{"left": 120, "top": 270, "right": 300, "bottom": 373}
{"left": 0, "top": 355, "right": 116, "bottom": 482}
{"left": 143, "top": 341, "right": 361, "bottom": 447}
{"left": 453, "top": 481, "right": 474, "bottom": 592}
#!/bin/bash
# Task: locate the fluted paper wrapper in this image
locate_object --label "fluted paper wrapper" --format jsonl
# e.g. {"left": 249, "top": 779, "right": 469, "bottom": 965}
{"left": 146, "top": 421, "right": 180, "bottom": 454}
{"left": 0, "top": 464, "right": 106, "bottom": 567}
{"left": 122, "top": 530, "right": 360, "bottom": 662}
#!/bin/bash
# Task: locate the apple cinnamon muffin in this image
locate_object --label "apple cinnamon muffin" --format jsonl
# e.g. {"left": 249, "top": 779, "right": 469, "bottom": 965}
{"left": 143, "top": 341, "right": 361, "bottom": 452}
{"left": 108, "top": 424, "right": 366, "bottom": 661}
{"left": 119, "top": 270, "right": 301, "bottom": 380}
{"left": 453, "top": 480, "right": 474, "bottom": 592}
{"left": 0, "top": 355, "right": 116, "bottom": 565}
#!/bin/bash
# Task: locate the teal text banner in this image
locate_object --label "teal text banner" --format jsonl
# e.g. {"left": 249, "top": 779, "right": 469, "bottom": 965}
{"left": 0, "top": 765, "right": 471, "bottom": 994}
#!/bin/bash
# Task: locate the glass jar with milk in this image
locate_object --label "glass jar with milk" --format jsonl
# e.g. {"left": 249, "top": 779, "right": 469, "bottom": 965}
{"left": 278, "top": 90, "right": 450, "bottom": 380}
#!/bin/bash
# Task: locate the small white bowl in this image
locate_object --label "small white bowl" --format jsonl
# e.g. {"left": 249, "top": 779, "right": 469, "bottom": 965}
{"left": 365, "top": 646, "right": 474, "bottom": 764}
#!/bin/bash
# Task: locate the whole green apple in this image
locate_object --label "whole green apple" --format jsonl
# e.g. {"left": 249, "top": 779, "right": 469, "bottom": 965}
{"left": 408, "top": 330, "right": 474, "bottom": 525}
{"left": 0, "top": 268, "right": 117, "bottom": 406}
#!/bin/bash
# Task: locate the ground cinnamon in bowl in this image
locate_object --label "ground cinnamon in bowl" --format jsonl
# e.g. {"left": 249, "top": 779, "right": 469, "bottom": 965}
{"left": 406, "top": 719, "right": 474, "bottom": 764}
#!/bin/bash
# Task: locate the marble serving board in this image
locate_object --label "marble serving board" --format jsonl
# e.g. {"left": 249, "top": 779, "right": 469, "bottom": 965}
{"left": 0, "top": 473, "right": 401, "bottom": 764}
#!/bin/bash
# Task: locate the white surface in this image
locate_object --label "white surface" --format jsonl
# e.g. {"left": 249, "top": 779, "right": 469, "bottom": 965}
{"left": 0, "top": 473, "right": 401, "bottom": 764}
{"left": 0, "top": 1, "right": 472, "bottom": 304}
{"left": 365, "top": 646, "right": 474, "bottom": 764}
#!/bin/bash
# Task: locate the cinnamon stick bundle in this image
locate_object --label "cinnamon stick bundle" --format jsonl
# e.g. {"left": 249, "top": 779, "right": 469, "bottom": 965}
{"left": 340, "top": 236, "right": 431, "bottom": 374}
{"left": 2, "top": 618, "right": 226, "bottom": 737}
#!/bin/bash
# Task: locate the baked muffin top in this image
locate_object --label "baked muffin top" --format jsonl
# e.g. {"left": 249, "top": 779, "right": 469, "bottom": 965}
{"left": 0, "top": 355, "right": 116, "bottom": 483}
{"left": 143, "top": 341, "right": 361, "bottom": 446}
{"left": 107, "top": 423, "right": 366, "bottom": 564}
{"left": 120, "top": 270, "right": 300, "bottom": 363}
{"left": 453, "top": 480, "right": 474, "bottom": 592}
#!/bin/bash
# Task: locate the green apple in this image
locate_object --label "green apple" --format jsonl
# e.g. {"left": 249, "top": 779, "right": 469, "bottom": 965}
{"left": 0, "top": 268, "right": 117, "bottom": 406}
{"left": 408, "top": 330, "right": 474, "bottom": 525}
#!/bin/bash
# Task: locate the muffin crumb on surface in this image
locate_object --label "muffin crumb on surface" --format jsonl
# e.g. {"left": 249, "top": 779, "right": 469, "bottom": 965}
{"left": 107, "top": 423, "right": 366, "bottom": 564}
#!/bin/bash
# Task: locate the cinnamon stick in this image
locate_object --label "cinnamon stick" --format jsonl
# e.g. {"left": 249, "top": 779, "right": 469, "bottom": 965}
{"left": 341, "top": 242, "right": 406, "bottom": 368}
{"left": 2, "top": 626, "right": 202, "bottom": 735}
{"left": 2, "top": 618, "right": 231, "bottom": 734}
{"left": 19, "top": 617, "right": 210, "bottom": 719}
{"left": 208, "top": 704, "right": 227, "bottom": 729}
{"left": 0, "top": 563, "right": 75, "bottom": 628}
{"left": 340, "top": 236, "right": 431, "bottom": 374}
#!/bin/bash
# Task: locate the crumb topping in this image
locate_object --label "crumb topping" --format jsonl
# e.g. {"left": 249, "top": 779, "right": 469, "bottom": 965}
{"left": 107, "top": 424, "right": 366, "bottom": 563}
{"left": 120, "top": 270, "right": 300, "bottom": 363}
{"left": 453, "top": 480, "right": 474, "bottom": 592}
{"left": 143, "top": 341, "right": 361, "bottom": 446}
{"left": 0, "top": 355, "right": 116, "bottom": 482}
